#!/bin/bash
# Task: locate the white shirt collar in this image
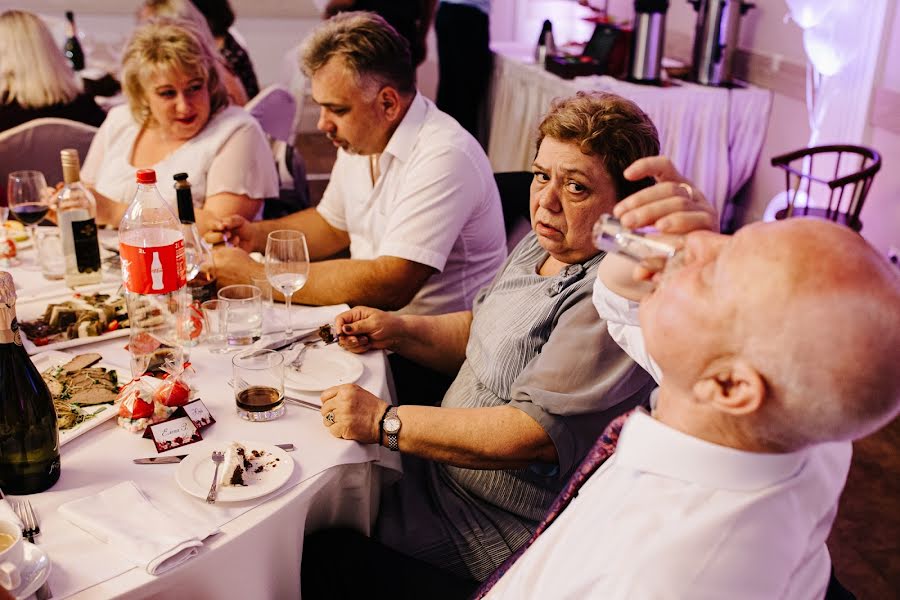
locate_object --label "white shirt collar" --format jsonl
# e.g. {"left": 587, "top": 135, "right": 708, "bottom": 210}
{"left": 382, "top": 92, "right": 427, "bottom": 163}
{"left": 616, "top": 410, "right": 809, "bottom": 492}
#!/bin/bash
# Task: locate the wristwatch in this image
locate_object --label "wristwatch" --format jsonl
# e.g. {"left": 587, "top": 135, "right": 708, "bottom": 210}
{"left": 383, "top": 406, "right": 402, "bottom": 451}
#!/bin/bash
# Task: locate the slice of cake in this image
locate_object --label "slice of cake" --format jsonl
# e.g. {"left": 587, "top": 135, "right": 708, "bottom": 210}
{"left": 219, "top": 442, "right": 252, "bottom": 487}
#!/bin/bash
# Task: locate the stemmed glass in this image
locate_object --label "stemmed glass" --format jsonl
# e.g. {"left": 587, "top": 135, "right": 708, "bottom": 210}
{"left": 265, "top": 230, "right": 310, "bottom": 337}
{"left": 7, "top": 170, "right": 50, "bottom": 254}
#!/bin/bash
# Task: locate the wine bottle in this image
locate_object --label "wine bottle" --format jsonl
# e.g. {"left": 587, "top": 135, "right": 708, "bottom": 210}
{"left": 63, "top": 11, "right": 85, "bottom": 72}
{"left": 0, "top": 272, "right": 61, "bottom": 494}
{"left": 174, "top": 173, "right": 217, "bottom": 305}
{"left": 57, "top": 149, "right": 102, "bottom": 287}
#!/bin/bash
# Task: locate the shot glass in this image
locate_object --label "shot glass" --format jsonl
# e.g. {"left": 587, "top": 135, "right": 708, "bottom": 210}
{"left": 218, "top": 284, "right": 262, "bottom": 346}
{"left": 232, "top": 349, "right": 285, "bottom": 421}
{"left": 35, "top": 227, "right": 65, "bottom": 280}
{"left": 201, "top": 299, "right": 229, "bottom": 354}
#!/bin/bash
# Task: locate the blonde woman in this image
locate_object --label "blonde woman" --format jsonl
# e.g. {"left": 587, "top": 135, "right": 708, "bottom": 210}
{"left": 80, "top": 18, "right": 277, "bottom": 229}
{"left": 138, "top": 0, "right": 249, "bottom": 105}
{"left": 0, "top": 10, "right": 105, "bottom": 133}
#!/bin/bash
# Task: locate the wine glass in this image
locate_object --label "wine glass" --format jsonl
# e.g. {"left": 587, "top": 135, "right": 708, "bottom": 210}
{"left": 265, "top": 230, "right": 310, "bottom": 337}
{"left": 7, "top": 170, "right": 50, "bottom": 255}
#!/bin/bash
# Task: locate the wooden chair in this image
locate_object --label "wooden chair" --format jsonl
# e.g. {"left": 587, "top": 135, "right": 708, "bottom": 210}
{"left": 771, "top": 145, "right": 881, "bottom": 232}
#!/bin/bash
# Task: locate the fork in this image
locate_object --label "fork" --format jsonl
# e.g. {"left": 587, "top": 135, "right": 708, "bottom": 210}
{"left": 15, "top": 500, "right": 52, "bottom": 599}
{"left": 288, "top": 336, "right": 338, "bottom": 370}
{"left": 206, "top": 451, "right": 224, "bottom": 504}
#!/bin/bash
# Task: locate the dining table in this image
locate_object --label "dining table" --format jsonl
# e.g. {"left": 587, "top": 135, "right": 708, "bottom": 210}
{"left": 2, "top": 229, "right": 401, "bottom": 599}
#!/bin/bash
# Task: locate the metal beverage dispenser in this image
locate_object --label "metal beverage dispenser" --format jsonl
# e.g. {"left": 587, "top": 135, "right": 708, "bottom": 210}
{"left": 689, "top": 0, "right": 754, "bottom": 86}
{"left": 629, "top": 0, "right": 669, "bottom": 83}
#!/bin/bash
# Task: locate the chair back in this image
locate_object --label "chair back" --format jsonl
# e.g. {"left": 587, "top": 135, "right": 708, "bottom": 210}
{"left": 494, "top": 171, "right": 533, "bottom": 253}
{"left": 0, "top": 118, "right": 98, "bottom": 190}
{"left": 246, "top": 84, "right": 296, "bottom": 143}
{"left": 770, "top": 145, "right": 881, "bottom": 232}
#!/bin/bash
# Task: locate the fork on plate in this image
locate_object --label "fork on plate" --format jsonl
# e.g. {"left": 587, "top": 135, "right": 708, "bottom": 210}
{"left": 287, "top": 336, "right": 338, "bottom": 371}
{"left": 14, "top": 500, "right": 53, "bottom": 599}
{"left": 206, "top": 450, "right": 224, "bottom": 504}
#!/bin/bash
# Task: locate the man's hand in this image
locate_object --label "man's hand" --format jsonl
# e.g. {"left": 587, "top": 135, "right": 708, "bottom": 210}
{"left": 319, "top": 384, "right": 389, "bottom": 444}
{"left": 614, "top": 156, "right": 718, "bottom": 234}
{"left": 205, "top": 215, "right": 261, "bottom": 252}
{"left": 212, "top": 246, "right": 263, "bottom": 288}
{"left": 334, "top": 306, "right": 406, "bottom": 354}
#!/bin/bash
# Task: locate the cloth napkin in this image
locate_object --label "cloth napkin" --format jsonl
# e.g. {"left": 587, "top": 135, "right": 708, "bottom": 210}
{"left": 0, "top": 498, "right": 22, "bottom": 528}
{"left": 58, "top": 481, "right": 218, "bottom": 575}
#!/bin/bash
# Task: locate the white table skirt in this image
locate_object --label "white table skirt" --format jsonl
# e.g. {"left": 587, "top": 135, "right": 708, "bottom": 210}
{"left": 486, "top": 43, "right": 773, "bottom": 218}
{"left": 3, "top": 246, "right": 401, "bottom": 599}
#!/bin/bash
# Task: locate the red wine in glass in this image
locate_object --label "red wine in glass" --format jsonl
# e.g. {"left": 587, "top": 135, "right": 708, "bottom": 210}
{"left": 7, "top": 170, "right": 50, "bottom": 255}
{"left": 10, "top": 203, "right": 50, "bottom": 225}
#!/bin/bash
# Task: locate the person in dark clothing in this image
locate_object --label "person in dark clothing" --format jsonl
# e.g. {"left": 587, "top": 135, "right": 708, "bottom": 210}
{"left": 189, "top": 0, "right": 261, "bottom": 98}
{"left": 0, "top": 10, "right": 105, "bottom": 133}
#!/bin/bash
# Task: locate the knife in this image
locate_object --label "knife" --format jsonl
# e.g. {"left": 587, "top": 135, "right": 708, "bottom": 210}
{"left": 133, "top": 443, "right": 295, "bottom": 464}
{"left": 252, "top": 328, "right": 322, "bottom": 356}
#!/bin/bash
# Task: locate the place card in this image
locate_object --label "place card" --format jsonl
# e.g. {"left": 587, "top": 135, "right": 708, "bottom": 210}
{"left": 145, "top": 417, "right": 202, "bottom": 453}
{"left": 181, "top": 399, "right": 216, "bottom": 429}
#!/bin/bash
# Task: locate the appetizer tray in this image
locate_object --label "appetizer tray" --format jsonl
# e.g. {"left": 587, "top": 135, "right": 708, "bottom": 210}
{"left": 31, "top": 350, "right": 125, "bottom": 447}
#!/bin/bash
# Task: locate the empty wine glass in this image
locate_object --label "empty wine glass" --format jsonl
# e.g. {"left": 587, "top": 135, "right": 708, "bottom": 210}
{"left": 265, "top": 230, "right": 309, "bottom": 337}
{"left": 7, "top": 170, "right": 50, "bottom": 254}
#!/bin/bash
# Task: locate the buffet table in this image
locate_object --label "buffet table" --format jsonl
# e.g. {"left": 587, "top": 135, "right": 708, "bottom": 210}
{"left": 487, "top": 43, "right": 773, "bottom": 219}
{"left": 4, "top": 244, "right": 401, "bottom": 600}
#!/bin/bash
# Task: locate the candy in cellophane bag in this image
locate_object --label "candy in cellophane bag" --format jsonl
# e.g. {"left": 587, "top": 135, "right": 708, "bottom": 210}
{"left": 153, "top": 359, "right": 195, "bottom": 418}
{"left": 116, "top": 375, "right": 164, "bottom": 433}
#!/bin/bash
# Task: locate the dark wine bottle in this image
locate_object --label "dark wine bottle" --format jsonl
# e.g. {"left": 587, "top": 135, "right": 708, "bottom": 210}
{"left": 174, "top": 172, "right": 196, "bottom": 225}
{"left": 63, "top": 11, "right": 85, "bottom": 71}
{"left": 174, "top": 174, "right": 217, "bottom": 304}
{"left": 0, "top": 272, "right": 61, "bottom": 494}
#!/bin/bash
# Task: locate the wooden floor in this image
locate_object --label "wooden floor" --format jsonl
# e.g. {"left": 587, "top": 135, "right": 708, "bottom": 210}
{"left": 295, "top": 131, "right": 900, "bottom": 598}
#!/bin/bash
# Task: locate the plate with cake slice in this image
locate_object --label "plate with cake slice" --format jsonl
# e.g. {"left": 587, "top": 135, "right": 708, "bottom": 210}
{"left": 175, "top": 441, "right": 295, "bottom": 502}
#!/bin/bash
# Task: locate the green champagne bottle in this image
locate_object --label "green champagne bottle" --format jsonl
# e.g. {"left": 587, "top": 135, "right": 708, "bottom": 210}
{"left": 0, "top": 271, "right": 61, "bottom": 494}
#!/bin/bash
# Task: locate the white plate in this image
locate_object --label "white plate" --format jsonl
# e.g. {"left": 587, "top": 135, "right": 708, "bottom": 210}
{"left": 31, "top": 350, "right": 124, "bottom": 447}
{"left": 176, "top": 442, "right": 294, "bottom": 502}
{"left": 284, "top": 347, "right": 364, "bottom": 392}
{"left": 16, "top": 287, "right": 129, "bottom": 355}
{"left": 8, "top": 542, "right": 51, "bottom": 600}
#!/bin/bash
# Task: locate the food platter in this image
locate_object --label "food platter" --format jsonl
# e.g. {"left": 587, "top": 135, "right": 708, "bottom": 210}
{"left": 31, "top": 350, "right": 126, "bottom": 447}
{"left": 16, "top": 286, "right": 129, "bottom": 354}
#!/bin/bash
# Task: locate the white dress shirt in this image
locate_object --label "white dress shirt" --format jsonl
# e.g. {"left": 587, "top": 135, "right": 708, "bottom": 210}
{"left": 316, "top": 93, "right": 507, "bottom": 315}
{"left": 486, "top": 411, "right": 852, "bottom": 599}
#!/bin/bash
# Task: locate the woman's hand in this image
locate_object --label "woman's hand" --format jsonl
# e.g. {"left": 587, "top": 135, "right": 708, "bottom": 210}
{"left": 334, "top": 306, "right": 406, "bottom": 354}
{"left": 319, "top": 384, "right": 389, "bottom": 444}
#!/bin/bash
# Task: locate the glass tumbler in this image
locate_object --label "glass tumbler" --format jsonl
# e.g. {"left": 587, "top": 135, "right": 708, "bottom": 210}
{"left": 232, "top": 349, "right": 285, "bottom": 421}
{"left": 35, "top": 228, "right": 65, "bottom": 280}
{"left": 218, "top": 284, "right": 262, "bottom": 346}
{"left": 200, "top": 299, "right": 229, "bottom": 353}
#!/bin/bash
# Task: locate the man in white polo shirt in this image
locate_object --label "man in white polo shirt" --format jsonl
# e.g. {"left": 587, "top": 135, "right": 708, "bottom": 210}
{"left": 211, "top": 11, "right": 506, "bottom": 315}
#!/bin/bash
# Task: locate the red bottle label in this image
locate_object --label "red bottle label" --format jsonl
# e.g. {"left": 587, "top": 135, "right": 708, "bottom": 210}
{"left": 120, "top": 239, "right": 186, "bottom": 294}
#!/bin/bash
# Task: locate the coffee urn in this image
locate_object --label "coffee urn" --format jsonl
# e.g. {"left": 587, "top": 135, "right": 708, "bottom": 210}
{"left": 689, "top": 0, "right": 754, "bottom": 86}
{"left": 629, "top": 0, "right": 669, "bottom": 83}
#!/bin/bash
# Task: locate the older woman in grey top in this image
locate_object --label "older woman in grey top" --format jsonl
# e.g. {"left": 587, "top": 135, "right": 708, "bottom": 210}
{"left": 319, "top": 91, "right": 660, "bottom": 580}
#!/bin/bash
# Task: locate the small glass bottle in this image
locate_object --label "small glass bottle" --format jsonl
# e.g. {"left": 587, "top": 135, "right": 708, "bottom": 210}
{"left": 174, "top": 173, "right": 217, "bottom": 305}
{"left": 592, "top": 214, "right": 677, "bottom": 262}
{"left": 62, "top": 10, "right": 85, "bottom": 71}
{"left": 57, "top": 148, "right": 102, "bottom": 287}
{"left": 0, "top": 271, "right": 61, "bottom": 494}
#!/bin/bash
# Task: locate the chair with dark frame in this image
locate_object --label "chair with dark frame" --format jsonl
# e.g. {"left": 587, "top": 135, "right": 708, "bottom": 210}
{"left": 771, "top": 144, "right": 881, "bottom": 233}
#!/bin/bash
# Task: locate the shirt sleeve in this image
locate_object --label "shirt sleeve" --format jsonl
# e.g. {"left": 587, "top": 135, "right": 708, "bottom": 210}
{"left": 592, "top": 276, "right": 661, "bottom": 384}
{"left": 205, "top": 119, "right": 279, "bottom": 200}
{"left": 81, "top": 110, "right": 112, "bottom": 185}
{"left": 507, "top": 288, "right": 654, "bottom": 478}
{"left": 377, "top": 144, "right": 488, "bottom": 271}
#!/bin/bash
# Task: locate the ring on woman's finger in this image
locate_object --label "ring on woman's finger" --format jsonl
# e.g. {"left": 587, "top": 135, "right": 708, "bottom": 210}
{"left": 676, "top": 182, "right": 694, "bottom": 203}
{"left": 325, "top": 411, "right": 336, "bottom": 426}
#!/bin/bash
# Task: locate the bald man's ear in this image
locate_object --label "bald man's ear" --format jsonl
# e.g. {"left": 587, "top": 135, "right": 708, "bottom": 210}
{"left": 693, "top": 358, "right": 765, "bottom": 416}
{"left": 379, "top": 87, "right": 402, "bottom": 122}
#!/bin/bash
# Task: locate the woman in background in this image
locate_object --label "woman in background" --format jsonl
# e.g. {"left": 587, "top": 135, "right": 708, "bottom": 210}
{"left": 81, "top": 19, "right": 277, "bottom": 230}
{"left": 138, "top": 0, "right": 249, "bottom": 105}
{"left": 189, "top": 0, "right": 260, "bottom": 99}
{"left": 0, "top": 10, "right": 105, "bottom": 133}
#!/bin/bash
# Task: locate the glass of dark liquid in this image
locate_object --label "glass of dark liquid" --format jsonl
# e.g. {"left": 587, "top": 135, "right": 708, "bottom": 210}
{"left": 233, "top": 349, "right": 285, "bottom": 422}
{"left": 7, "top": 170, "right": 50, "bottom": 263}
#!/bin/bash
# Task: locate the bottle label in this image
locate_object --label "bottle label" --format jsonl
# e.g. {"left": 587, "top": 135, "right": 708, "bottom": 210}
{"left": 72, "top": 217, "right": 102, "bottom": 273}
{"left": 0, "top": 309, "right": 22, "bottom": 346}
{"left": 120, "top": 239, "right": 186, "bottom": 294}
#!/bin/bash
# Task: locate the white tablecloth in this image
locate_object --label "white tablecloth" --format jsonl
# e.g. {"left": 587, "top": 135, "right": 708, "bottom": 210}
{"left": 486, "top": 43, "right": 773, "bottom": 219}
{"left": 4, "top": 245, "right": 401, "bottom": 599}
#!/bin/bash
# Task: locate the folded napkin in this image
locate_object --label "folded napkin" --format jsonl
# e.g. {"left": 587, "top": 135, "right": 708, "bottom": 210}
{"left": 0, "top": 498, "right": 22, "bottom": 528}
{"left": 58, "top": 481, "right": 218, "bottom": 575}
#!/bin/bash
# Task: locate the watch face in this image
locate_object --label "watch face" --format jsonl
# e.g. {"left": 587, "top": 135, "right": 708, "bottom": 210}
{"left": 384, "top": 416, "right": 401, "bottom": 434}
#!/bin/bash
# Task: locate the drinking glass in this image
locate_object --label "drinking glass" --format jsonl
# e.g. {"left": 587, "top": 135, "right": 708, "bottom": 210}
{"left": 265, "top": 230, "right": 310, "bottom": 337}
{"left": 218, "top": 284, "right": 262, "bottom": 346}
{"left": 34, "top": 228, "right": 65, "bottom": 280}
{"left": 232, "top": 349, "right": 285, "bottom": 421}
{"left": 7, "top": 170, "right": 50, "bottom": 253}
{"left": 200, "top": 299, "right": 229, "bottom": 353}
